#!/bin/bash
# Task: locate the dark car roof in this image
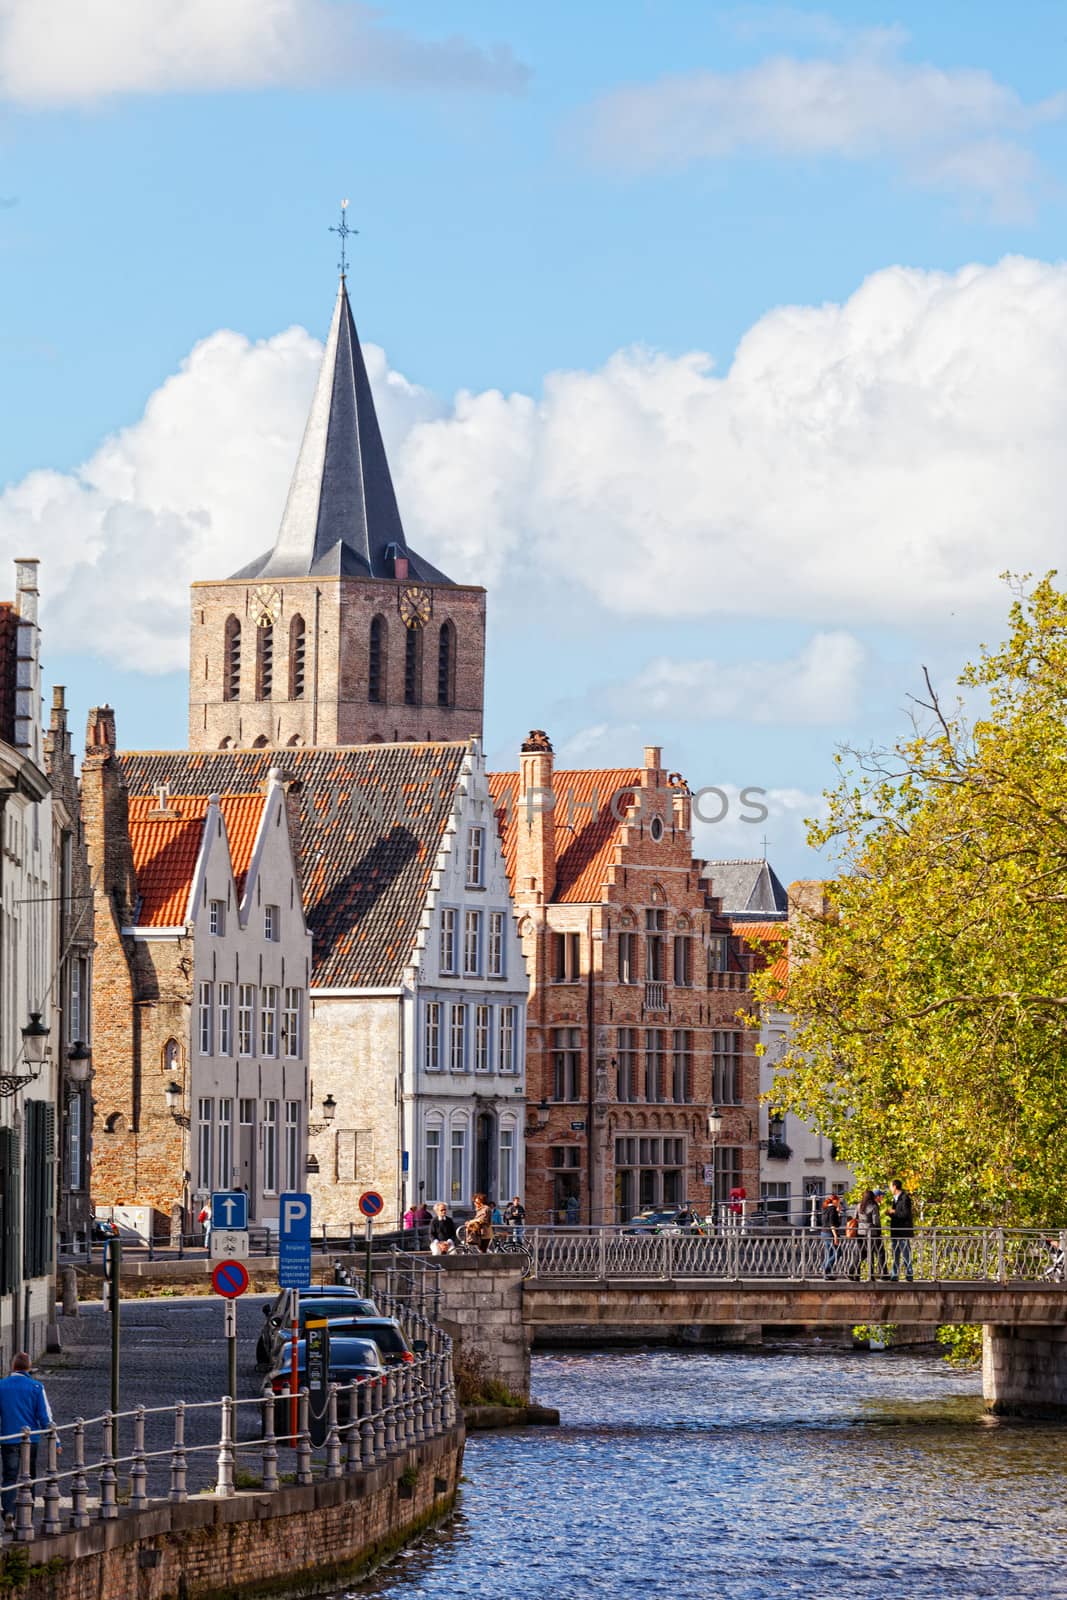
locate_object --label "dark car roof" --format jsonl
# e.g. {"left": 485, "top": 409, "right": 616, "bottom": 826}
{"left": 273, "top": 1335, "right": 384, "bottom": 1375}
{"left": 331, "top": 1318, "right": 409, "bottom": 1348}
{"left": 299, "top": 1298, "right": 377, "bottom": 1321}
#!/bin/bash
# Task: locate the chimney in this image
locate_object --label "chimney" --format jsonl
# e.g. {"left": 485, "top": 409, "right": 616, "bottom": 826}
{"left": 81, "top": 705, "right": 138, "bottom": 925}
{"left": 669, "top": 772, "right": 691, "bottom": 834}
{"left": 642, "top": 745, "right": 663, "bottom": 788}
{"left": 13, "top": 559, "right": 42, "bottom": 764}
{"left": 516, "top": 730, "right": 556, "bottom": 905}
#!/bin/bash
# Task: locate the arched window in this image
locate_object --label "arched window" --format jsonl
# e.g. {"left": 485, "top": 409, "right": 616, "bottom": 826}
{"left": 218, "top": 736, "right": 234, "bottom": 750}
{"left": 256, "top": 622, "right": 273, "bottom": 700}
{"left": 404, "top": 627, "right": 422, "bottom": 707}
{"left": 289, "top": 616, "right": 306, "bottom": 700}
{"left": 223, "top": 616, "right": 241, "bottom": 701}
{"left": 368, "top": 616, "right": 387, "bottom": 704}
{"left": 437, "top": 621, "right": 456, "bottom": 708}
{"left": 252, "top": 735, "right": 269, "bottom": 748}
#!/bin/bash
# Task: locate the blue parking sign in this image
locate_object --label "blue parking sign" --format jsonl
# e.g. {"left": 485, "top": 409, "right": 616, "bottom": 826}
{"left": 211, "top": 1191, "right": 248, "bottom": 1231}
{"left": 278, "top": 1190, "right": 312, "bottom": 1289}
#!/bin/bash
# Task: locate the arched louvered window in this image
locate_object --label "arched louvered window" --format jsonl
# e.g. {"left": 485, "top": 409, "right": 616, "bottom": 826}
{"left": 404, "top": 626, "right": 422, "bottom": 707}
{"left": 289, "top": 616, "right": 306, "bottom": 700}
{"left": 256, "top": 622, "right": 273, "bottom": 701}
{"left": 437, "top": 621, "right": 456, "bottom": 708}
{"left": 223, "top": 616, "right": 241, "bottom": 701}
{"left": 369, "top": 615, "right": 387, "bottom": 704}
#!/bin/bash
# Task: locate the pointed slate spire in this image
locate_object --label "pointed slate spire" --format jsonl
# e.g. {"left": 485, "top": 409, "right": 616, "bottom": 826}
{"left": 234, "top": 278, "right": 451, "bottom": 584}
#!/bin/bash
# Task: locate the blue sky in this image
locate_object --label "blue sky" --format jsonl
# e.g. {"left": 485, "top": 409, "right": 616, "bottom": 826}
{"left": 3, "top": 1, "right": 1067, "bottom": 880}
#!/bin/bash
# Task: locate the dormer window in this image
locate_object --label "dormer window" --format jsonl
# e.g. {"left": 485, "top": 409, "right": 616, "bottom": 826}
{"left": 209, "top": 899, "right": 225, "bottom": 936}
{"left": 264, "top": 904, "right": 279, "bottom": 942}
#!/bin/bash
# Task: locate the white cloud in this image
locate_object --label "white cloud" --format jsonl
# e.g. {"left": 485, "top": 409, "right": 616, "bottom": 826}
{"left": 0, "top": 0, "right": 526, "bottom": 104}
{"left": 7, "top": 256, "right": 1067, "bottom": 672}
{"left": 691, "top": 783, "right": 828, "bottom": 866}
{"left": 581, "top": 31, "right": 1063, "bottom": 217}
{"left": 607, "top": 633, "right": 865, "bottom": 725}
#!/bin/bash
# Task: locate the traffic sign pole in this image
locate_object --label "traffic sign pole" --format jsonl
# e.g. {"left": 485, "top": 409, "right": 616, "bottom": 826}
{"left": 225, "top": 1298, "right": 237, "bottom": 1399}
{"left": 357, "top": 1192, "right": 384, "bottom": 1296}
{"left": 289, "top": 1287, "right": 300, "bottom": 1443}
{"left": 365, "top": 1217, "right": 373, "bottom": 1296}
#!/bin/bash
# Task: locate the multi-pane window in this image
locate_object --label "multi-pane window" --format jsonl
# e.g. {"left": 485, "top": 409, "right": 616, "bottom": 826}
{"left": 198, "top": 981, "right": 213, "bottom": 1056}
{"left": 197, "top": 1099, "right": 213, "bottom": 1190}
{"left": 671, "top": 1030, "right": 692, "bottom": 1103}
{"left": 615, "top": 1134, "right": 685, "bottom": 1217}
{"left": 552, "top": 1027, "right": 582, "bottom": 1101}
{"left": 712, "top": 1031, "right": 743, "bottom": 1105}
{"left": 209, "top": 899, "right": 225, "bottom": 936}
{"left": 424, "top": 1002, "right": 442, "bottom": 1071}
{"left": 616, "top": 1027, "right": 638, "bottom": 1102}
{"left": 551, "top": 932, "right": 581, "bottom": 983}
{"left": 645, "top": 909, "right": 667, "bottom": 982}
{"left": 368, "top": 616, "right": 386, "bottom": 704}
{"left": 425, "top": 1127, "right": 442, "bottom": 1202}
{"left": 283, "top": 988, "right": 301, "bottom": 1058}
{"left": 465, "top": 826, "right": 485, "bottom": 887}
{"left": 439, "top": 908, "right": 457, "bottom": 975}
{"left": 69, "top": 956, "right": 88, "bottom": 1040}
{"left": 217, "top": 984, "right": 232, "bottom": 1056}
{"left": 714, "top": 1147, "right": 743, "bottom": 1208}
{"left": 285, "top": 1102, "right": 301, "bottom": 1191}
{"left": 707, "top": 937, "right": 728, "bottom": 975}
{"left": 67, "top": 1093, "right": 84, "bottom": 1193}
{"left": 618, "top": 932, "right": 638, "bottom": 984}
{"left": 218, "top": 1099, "right": 233, "bottom": 1190}
{"left": 673, "top": 936, "right": 692, "bottom": 987}
{"left": 487, "top": 911, "right": 505, "bottom": 978}
{"left": 263, "top": 1101, "right": 278, "bottom": 1193}
{"left": 449, "top": 1004, "right": 467, "bottom": 1073}
{"left": 261, "top": 987, "right": 278, "bottom": 1057}
{"left": 238, "top": 985, "right": 255, "bottom": 1056}
{"left": 463, "top": 910, "right": 481, "bottom": 975}
{"left": 645, "top": 1028, "right": 666, "bottom": 1102}
{"left": 264, "top": 904, "right": 278, "bottom": 942}
{"left": 450, "top": 1126, "right": 466, "bottom": 1203}
{"left": 499, "top": 1128, "right": 515, "bottom": 1200}
{"left": 761, "top": 1181, "right": 791, "bottom": 1219}
{"left": 474, "top": 1005, "right": 491, "bottom": 1072}
{"left": 499, "top": 1006, "right": 517, "bottom": 1075}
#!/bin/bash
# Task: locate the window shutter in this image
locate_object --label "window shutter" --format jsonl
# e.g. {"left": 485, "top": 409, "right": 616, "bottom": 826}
{"left": 0, "top": 1128, "right": 20, "bottom": 1294}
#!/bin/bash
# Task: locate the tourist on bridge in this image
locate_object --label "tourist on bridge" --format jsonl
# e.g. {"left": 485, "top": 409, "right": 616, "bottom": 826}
{"left": 467, "top": 1194, "right": 495, "bottom": 1253}
{"left": 857, "top": 1189, "right": 889, "bottom": 1279}
{"left": 821, "top": 1193, "right": 843, "bottom": 1277}
{"left": 0, "top": 1354, "right": 54, "bottom": 1531}
{"left": 429, "top": 1203, "right": 459, "bottom": 1256}
{"left": 888, "top": 1180, "right": 915, "bottom": 1281}
{"left": 503, "top": 1196, "right": 526, "bottom": 1236}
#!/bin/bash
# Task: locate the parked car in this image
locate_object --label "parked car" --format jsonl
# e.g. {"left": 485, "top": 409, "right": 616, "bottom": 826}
{"left": 327, "top": 1316, "right": 424, "bottom": 1368}
{"left": 623, "top": 1208, "right": 699, "bottom": 1235}
{"left": 265, "top": 1335, "right": 386, "bottom": 1433}
{"left": 255, "top": 1286, "right": 380, "bottom": 1366}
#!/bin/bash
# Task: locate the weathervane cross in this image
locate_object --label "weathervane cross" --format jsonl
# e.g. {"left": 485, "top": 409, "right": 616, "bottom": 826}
{"left": 330, "top": 198, "right": 356, "bottom": 278}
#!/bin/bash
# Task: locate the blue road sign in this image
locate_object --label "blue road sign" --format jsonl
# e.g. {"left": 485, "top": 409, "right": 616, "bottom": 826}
{"left": 211, "top": 1191, "right": 248, "bottom": 1231}
{"left": 278, "top": 1190, "right": 312, "bottom": 1289}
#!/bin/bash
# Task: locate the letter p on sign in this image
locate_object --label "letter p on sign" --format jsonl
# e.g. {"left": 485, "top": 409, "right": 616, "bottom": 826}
{"left": 280, "top": 1191, "right": 311, "bottom": 1241}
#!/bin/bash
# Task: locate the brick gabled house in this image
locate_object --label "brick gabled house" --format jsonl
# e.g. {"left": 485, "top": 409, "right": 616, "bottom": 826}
{"left": 490, "top": 733, "right": 759, "bottom": 1225}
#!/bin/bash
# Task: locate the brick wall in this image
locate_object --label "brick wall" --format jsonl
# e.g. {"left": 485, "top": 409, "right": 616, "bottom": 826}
{"left": 307, "top": 995, "right": 402, "bottom": 1226}
{"left": 19, "top": 1431, "right": 463, "bottom": 1600}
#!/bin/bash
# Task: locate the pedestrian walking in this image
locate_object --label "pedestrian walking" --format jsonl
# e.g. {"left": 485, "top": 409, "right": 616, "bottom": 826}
{"left": 197, "top": 1205, "right": 211, "bottom": 1250}
{"left": 503, "top": 1196, "right": 525, "bottom": 1227}
{"left": 0, "top": 1354, "right": 54, "bottom": 1531}
{"left": 821, "top": 1193, "right": 843, "bottom": 1277}
{"left": 842, "top": 1210, "right": 861, "bottom": 1279}
{"left": 429, "top": 1202, "right": 458, "bottom": 1256}
{"left": 857, "top": 1189, "right": 889, "bottom": 1279}
{"left": 888, "top": 1179, "right": 915, "bottom": 1282}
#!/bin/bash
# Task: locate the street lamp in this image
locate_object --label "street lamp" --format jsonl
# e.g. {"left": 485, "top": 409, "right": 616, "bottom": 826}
{"left": 308, "top": 1092, "right": 338, "bottom": 1136}
{"left": 67, "top": 1040, "right": 92, "bottom": 1085}
{"left": 0, "top": 1012, "right": 52, "bottom": 1099}
{"left": 706, "top": 1108, "right": 723, "bottom": 1224}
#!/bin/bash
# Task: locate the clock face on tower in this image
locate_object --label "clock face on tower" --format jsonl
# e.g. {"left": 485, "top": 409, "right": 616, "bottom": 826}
{"left": 399, "top": 584, "right": 432, "bottom": 629}
{"left": 252, "top": 585, "right": 280, "bottom": 626}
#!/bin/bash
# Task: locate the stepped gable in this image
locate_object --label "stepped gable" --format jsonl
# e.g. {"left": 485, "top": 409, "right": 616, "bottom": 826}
{"left": 127, "top": 793, "right": 265, "bottom": 927}
{"left": 0, "top": 603, "right": 16, "bottom": 745}
{"left": 489, "top": 767, "right": 641, "bottom": 903}
{"left": 120, "top": 743, "right": 467, "bottom": 987}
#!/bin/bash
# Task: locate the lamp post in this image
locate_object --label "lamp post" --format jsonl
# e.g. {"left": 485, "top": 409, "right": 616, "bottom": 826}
{"left": 706, "top": 1108, "right": 723, "bottom": 1228}
{"left": 0, "top": 1012, "right": 51, "bottom": 1098}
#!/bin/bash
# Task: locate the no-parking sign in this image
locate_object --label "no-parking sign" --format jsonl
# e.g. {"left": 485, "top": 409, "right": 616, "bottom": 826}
{"left": 358, "top": 1191, "right": 384, "bottom": 1219}
{"left": 212, "top": 1259, "right": 249, "bottom": 1299}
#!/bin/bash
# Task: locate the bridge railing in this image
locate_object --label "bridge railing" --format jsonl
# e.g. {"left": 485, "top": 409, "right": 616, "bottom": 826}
{"left": 525, "top": 1226, "right": 1067, "bottom": 1283}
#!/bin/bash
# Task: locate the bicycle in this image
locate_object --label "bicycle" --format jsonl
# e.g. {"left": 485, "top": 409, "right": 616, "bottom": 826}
{"left": 455, "top": 1223, "right": 535, "bottom": 1278}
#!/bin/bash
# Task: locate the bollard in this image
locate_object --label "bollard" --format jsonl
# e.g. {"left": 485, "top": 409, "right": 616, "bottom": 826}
{"left": 296, "top": 1390, "right": 313, "bottom": 1487}
{"left": 169, "top": 1402, "right": 188, "bottom": 1502}
{"left": 372, "top": 1374, "right": 386, "bottom": 1461}
{"left": 70, "top": 1421, "right": 89, "bottom": 1530}
{"left": 60, "top": 1265, "right": 79, "bottom": 1318}
{"left": 383, "top": 1370, "right": 397, "bottom": 1454}
{"left": 359, "top": 1382, "right": 375, "bottom": 1470}
{"left": 14, "top": 1430, "right": 34, "bottom": 1543}
{"left": 130, "top": 1406, "right": 148, "bottom": 1511}
{"left": 345, "top": 1381, "right": 361, "bottom": 1473}
{"left": 215, "top": 1395, "right": 235, "bottom": 1498}
{"left": 42, "top": 1427, "right": 61, "bottom": 1537}
{"left": 325, "top": 1385, "right": 342, "bottom": 1479}
{"left": 261, "top": 1397, "right": 279, "bottom": 1493}
{"left": 99, "top": 1416, "right": 118, "bottom": 1521}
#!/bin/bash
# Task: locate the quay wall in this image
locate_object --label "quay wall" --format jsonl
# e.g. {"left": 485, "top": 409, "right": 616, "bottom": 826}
{"left": 15, "top": 1429, "right": 463, "bottom": 1600}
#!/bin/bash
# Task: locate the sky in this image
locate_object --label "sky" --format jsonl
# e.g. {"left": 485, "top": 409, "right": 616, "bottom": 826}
{"left": 3, "top": 0, "right": 1067, "bottom": 882}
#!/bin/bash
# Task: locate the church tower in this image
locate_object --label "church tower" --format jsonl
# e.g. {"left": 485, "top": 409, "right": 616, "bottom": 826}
{"left": 188, "top": 276, "right": 485, "bottom": 750}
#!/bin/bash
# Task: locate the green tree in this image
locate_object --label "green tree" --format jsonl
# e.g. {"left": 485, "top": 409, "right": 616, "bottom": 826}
{"left": 760, "top": 575, "right": 1067, "bottom": 1225}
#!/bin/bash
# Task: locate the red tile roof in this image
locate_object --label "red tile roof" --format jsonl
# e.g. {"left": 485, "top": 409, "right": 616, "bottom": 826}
{"left": 733, "top": 919, "right": 789, "bottom": 1000}
{"left": 128, "top": 793, "right": 265, "bottom": 927}
{"left": 489, "top": 768, "right": 642, "bottom": 903}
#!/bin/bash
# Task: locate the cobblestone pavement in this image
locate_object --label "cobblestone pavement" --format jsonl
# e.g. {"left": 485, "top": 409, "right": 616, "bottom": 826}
{"left": 35, "top": 1293, "right": 284, "bottom": 1497}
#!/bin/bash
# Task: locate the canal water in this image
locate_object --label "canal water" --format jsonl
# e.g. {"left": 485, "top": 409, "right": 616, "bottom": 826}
{"left": 328, "top": 1346, "right": 1067, "bottom": 1600}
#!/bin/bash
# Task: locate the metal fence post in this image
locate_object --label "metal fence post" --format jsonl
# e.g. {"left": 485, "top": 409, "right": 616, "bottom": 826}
{"left": 99, "top": 1416, "right": 118, "bottom": 1521}
{"left": 261, "top": 1397, "right": 280, "bottom": 1493}
{"left": 169, "top": 1402, "right": 188, "bottom": 1502}
{"left": 729, "top": 1228, "right": 740, "bottom": 1281}
{"left": 996, "top": 1227, "right": 1007, "bottom": 1284}
{"left": 70, "top": 1420, "right": 89, "bottom": 1530}
{"left": 130, "top": 1406, "right": 148, "bottom": 1511}
{"left": 41, "top": 1425, "right": 61, "bottom": 1537}
{"left": 373, "top": 1374, "right": 387, "bottom": 1460}
{"left": 358, "top": 1382, "right": 374, "bottom": 1470}
{"left": 383, "top": 1370, "right": 398, "bottom": 1454}
{"left": 14, "top": 1430, "right": 34, "bottom": 1542}
{"left": 296, "top": 1390, "right": 313, "bottom": 1486}
{"left": 324, "top": 1385, "right": 342, "bottom": 1479}
{"left": 215, "top": 1395, "right": 235, "bottom": 1498}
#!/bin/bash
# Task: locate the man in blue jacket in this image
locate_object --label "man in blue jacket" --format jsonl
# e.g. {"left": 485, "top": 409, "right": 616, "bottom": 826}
{"left": 0, "top": 1353, "right": 54, "bottom": 1528}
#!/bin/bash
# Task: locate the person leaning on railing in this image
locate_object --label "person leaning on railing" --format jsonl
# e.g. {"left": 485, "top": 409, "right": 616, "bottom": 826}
{"left": 0, "top": 1354, "right": 54, "bottom": 1532}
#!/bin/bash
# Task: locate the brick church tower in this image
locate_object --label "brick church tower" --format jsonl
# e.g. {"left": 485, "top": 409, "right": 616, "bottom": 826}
{"left": 188, "top": 276, "right": 485, "bottom": 750}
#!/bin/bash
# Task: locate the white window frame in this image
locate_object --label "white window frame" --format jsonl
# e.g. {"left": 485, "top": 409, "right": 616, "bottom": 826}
{"left": 261, "top": 986, "right": 278, "bottom": 1057}
{"left": 198, "top": 980, "right": 213, "bottom": 1056}
{"left": 449, "top": 1124, "right": 466, "bottom": 1204}
{"left": 217, "top": 983, "right": 232, "bottom": 1057}
{"left": 209, "top": 899, "right": 225, "bottom": 936}
{"left": 218, "top": 1098, "right": 233, "bottom": 1189}
{"left": 474, "top": 1004, "right": 491, "bottom": 1072}
{"left": 284, "top": 1101, "right": 301, "bottom": 1191}
{"left": 465, "top": 826, "right": 485, "bottom": 888}
{"left": 237, "top": 984, "right": 255, "bottom": 1057}
{"left": 499, "top": 1126, "right": 515, "bottom": 1201}
{"left": 463, "top": 909, "right": 481, "bottom": 977}
{"left": 439, "top": 907, "right": 457, "bottom": 975}
{"left": 499, "top": 1005, "right": 517, "bottom": 1075}
{"left": 197, "top": 1098, "right": 214, "bottom": 1189}
{"left": 425, "top": 1125, "right": 443, "bottom": 1204}
{"left": 264, "top": 904, "right": 279, "bottom": 942}
{"left": 449, "top": 1004, "right": 467, "bottom": 1073}
{"left": 263, "top": 1100, "right": 279, "bottom": 1193}
{"left": 283, "top": 988, "right": 302, "bottom": 1059}
{"left": 424, "top": 1002, "right": 442, "bottom": 1072}
{"left": 487, "top": 911, "right": 505, "bottom": 978}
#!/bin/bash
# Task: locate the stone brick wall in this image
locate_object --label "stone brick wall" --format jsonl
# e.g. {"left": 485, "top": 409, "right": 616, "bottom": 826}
{"left": 308, "top": 994, "right": 402, "bottom": 1226}
{"left": 983, "top": 1323, "right": 1067, "bottom": 1416}
{"left": 189, "top": 575, "right": 485, "bottom": 751}
{"left": 432, "top": 1256, "right": 530, "bottom": 1400}
{"left": 19, "top": 1430, "right": 463, "bottom": 1600}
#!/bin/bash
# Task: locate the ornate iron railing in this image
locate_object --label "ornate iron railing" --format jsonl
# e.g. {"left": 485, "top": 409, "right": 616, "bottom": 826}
{"left": 524, "top": 1226, "right": 1067, "bottom": 1284}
